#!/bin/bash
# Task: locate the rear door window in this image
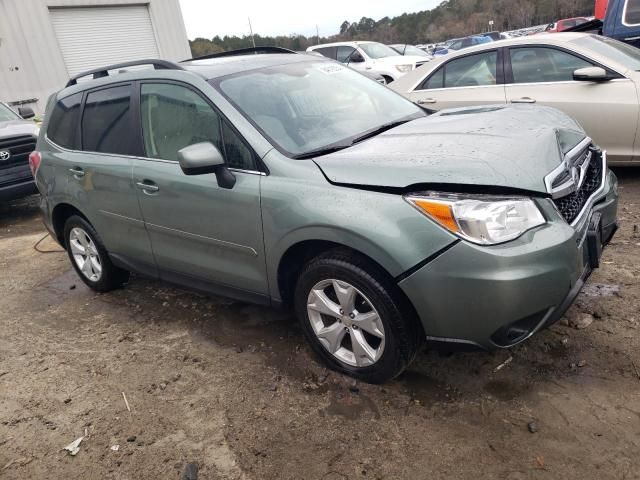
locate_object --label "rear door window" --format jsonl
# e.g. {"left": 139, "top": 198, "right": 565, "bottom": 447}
{"left": 47, "top": 93, "right": 82, "bottom": 149}
{"left": 81, "top": 85, "right": 134, "bottom": 155}
{"left": 417, "top": 52, "right": 498, "bottom": 90}
{"left": 509, "top": 47, "right": 593, "bottom": 83}
{"left": 444, "top": 51, "right": 498, "bottom": 88}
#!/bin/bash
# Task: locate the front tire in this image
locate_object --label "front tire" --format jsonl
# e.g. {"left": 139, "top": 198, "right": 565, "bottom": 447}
{"left": 294, "top": 248, "right": 422, "bottom": 383}
{"left": 63, "top": 215, "right": 129, "bottom": 292}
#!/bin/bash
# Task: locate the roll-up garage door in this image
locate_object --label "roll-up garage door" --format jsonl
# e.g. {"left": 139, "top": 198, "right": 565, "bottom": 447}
{"left": 50, "top": 5, "right": 160, "bottom": 76}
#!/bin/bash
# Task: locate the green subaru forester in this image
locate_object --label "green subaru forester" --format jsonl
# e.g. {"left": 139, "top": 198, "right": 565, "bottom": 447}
{"left": 32, "top": 49, "right": 618, "bottom": 383}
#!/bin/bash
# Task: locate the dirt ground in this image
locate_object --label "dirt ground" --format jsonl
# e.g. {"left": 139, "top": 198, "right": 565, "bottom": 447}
{"left": 1, "top": 170, "right": 639, "bottom": 480}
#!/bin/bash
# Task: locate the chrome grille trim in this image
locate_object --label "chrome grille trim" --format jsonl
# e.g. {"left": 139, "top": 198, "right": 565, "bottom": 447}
{"left": 544, "top": 137, "right": 592, "bottom": 199}
{"left": 548, "top": 147, "right": 607, "bottom": 227}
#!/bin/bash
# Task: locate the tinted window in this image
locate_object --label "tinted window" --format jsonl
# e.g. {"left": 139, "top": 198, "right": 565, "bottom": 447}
{"left": 221, "top": 121, "right": 257, "bottom": 170}
{"left": 444, "top": 51, "right": 498, "bottom": 87}
{"left": 141, "top": 83, "right": 222, "bottom": 162}
{"left": 314, "top": 47, "right": 337, "bottom": 59}
{"left": 48, "top": 94, "right": 82, "bottom": 149}
{"left": 336, "top": 46, "right": 356, "bottom": 63}
{"left": 510, "top": 47, "right": 593, "bottom": 83}
{"left": 625, "top": 0, "right": 640, "bottom": 24}
{"left": 82, "top": 86, "right": 133, "bottom": 155}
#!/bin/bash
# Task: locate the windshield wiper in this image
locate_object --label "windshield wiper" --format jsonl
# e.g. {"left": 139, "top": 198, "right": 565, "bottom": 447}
{"left": 349, "top": 120, "right": 411, "bottom": 146}
{"left": 292, "top": 144, "right": 351, "bottom": 160}
{"left": 292, "top": 118, "right": 416, "bottom": 160}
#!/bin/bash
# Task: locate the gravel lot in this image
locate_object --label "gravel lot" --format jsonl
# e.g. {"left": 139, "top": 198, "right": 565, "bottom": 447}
{"left": 1, "top": 169, "right": 639, "bottom": 480}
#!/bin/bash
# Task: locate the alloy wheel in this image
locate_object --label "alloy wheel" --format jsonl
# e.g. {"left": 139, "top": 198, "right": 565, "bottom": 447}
{"left": 306, "top": 279, "right": 385, "bottom": 367}
{"left": 68, "top": 227, "right": 102, "bottom": 282}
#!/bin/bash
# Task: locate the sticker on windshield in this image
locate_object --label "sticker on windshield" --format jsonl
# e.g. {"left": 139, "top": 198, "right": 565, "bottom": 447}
{"left": 315, "top": 64, "right": 347, "bottom": 75}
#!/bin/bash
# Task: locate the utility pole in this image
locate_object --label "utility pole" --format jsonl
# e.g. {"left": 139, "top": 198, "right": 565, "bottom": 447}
{"left": 316, "top": 24, "right": 320, "bottom": 45}
{"left": 248, "top": 17, "right": 256, "bottom": 48}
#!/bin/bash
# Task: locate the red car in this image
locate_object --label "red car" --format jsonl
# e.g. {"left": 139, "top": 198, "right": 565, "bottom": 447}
{"left": 545, "top": 17, "right": 591, "bottom": 32}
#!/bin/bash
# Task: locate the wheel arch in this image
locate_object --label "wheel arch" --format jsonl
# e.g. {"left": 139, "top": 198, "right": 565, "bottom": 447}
{"left": 51, "top": 203, "right": 92, "bottom": 247}
{"left": 272, "top": 227, "right": 406, "bottom": 308}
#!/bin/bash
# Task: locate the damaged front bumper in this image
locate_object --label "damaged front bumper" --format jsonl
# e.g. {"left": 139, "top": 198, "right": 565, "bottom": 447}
{"left": 398, "top": 153, "right": 618, "bottom": 350}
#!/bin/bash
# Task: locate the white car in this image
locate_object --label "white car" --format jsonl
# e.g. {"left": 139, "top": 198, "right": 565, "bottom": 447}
{"left": 390, "top": 33, "right": 640, "bottom": 165}
{"left": 307, "top": 41, "right": 429, "bottom": 84}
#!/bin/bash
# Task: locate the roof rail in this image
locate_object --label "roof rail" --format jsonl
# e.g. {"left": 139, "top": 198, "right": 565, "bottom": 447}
{"left": 65, "top": 59, "right": 185, "bottom": 87}
{"left": 186, "top": 46, "right": 296, "bottom": 62}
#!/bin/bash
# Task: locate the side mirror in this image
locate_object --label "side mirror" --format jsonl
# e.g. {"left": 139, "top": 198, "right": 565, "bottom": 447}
{"left": 573, "top": 66, "right": 611, "bottom": 82}
{"left": 178, "top": 142, "right": 236, "bottom": 189}
{"left": 18, "top": 107, "right": 35, "bottom": 119}
{"left": 349, "top": 52, "right": 365, "bottom": 63}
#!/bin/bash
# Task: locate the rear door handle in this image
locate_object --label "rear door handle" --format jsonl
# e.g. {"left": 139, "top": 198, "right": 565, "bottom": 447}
{"left": 69, "top": 167, "right": 85, "bottom": 178}
{"left": 136, "top": 181, "right": 159, "bottom": 194}
{"left": 417, "top": 98, "right": 437, "bottom": 105}
{"left": 510, "top": 97, "right": 536, "bottom": 104}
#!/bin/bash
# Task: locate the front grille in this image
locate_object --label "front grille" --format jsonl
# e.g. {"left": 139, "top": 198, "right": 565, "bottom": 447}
{"left": 553, "top": 148, "right": 603, "bottom": 224}
{"left": 0, "top": 135, "right": 36, "bottom": 169}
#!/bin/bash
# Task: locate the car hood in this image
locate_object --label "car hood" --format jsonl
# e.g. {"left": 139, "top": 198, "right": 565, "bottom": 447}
{"left": 0, "top": 119, "right": 39, "bottom": 140}
{"left": 372, "top": 55, "right": 427, "bottom": 67}
{"left": 313, "top": 105, "right": 586, "bottom": 194}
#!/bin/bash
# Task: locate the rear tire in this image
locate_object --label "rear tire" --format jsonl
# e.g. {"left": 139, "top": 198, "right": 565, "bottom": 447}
{"left": 63, "top": 215, "right": 129, "bottom": 292}
{"left": 294, "top": 248, "right": 423, "bottom": 383}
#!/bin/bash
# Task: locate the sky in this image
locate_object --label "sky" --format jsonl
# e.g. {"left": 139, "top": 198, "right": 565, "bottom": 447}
{"left": 178, "top": 0, "right": 441, "bottom": 39}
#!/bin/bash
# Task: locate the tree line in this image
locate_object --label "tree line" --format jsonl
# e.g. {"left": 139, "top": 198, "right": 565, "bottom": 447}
{"left": 190, "top": 0, "right": 595, "bottom": 57}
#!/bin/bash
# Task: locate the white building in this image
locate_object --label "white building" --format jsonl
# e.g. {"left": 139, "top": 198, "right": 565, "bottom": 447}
{"left": 0, "top": 0, "right": 192, "bottom": 114}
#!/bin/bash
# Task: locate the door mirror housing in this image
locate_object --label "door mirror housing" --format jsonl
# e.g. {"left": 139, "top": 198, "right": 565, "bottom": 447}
{"left": 18, "top": 107, "right": 35, "bottom": 119}
{"left": 178, "top": 142, "right": 236, "bottom": 189}
{"left": 573, "top": 66, "right": 612, "bottom": 82}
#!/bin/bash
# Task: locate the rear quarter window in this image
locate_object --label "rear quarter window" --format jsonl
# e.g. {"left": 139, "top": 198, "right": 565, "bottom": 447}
{"left": 47, "top": 93, "right": 82, "bottom": 149}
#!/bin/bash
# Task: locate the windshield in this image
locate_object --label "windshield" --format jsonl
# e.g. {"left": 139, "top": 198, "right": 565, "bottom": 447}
{"left": 359, "top": 43, "right": 400, "bottom": 59}
{"left": 0, "top": 103, "right": 19, "bottom": 122}
{"left": 215, "top": 61, "right": 424, "bottom": 157}
{"left": 402, "top": 45, "right": 430, "bottom": 57}
{"left": 574, "top": 35, "right": 640, "bottom": 70}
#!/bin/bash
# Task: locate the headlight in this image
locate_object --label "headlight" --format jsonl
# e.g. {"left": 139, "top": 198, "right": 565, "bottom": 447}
{"left": 395, "top": 64, "right": 413, "bottom": 72}
{"left": 405, "top": 192, "right": 546, "bottom": 245}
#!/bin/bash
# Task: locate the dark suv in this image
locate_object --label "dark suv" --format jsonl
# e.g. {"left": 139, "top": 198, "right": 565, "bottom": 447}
{"left": 0, "top": 102, "right": 39, "bottom": 201}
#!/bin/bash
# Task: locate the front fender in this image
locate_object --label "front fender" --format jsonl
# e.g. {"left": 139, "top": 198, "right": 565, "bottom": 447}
{"left": 260, "top": 159, "right": 458, "bottom": 301}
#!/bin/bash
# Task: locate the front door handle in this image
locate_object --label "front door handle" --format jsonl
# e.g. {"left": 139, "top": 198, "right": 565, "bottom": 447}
{"left": 69, "top": 167, "right": 85, "bottom": 178}
{"left": 417, "top": 98, "right": 437, "bottom": 105}
{"left": 136, "top": 181, "right": 159, "bottom": 194}
{"left": 510, "top": 97, "right": 536, "bottom": 104}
